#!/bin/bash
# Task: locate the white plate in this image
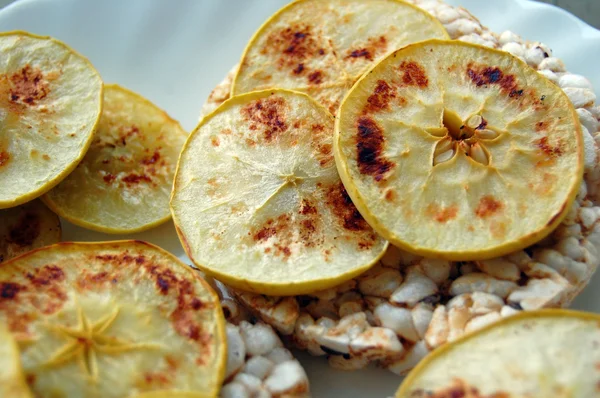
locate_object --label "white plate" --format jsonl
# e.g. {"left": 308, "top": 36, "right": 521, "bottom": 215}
{"left": 0, "top": 0, "right": 599, "bottom": 396}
